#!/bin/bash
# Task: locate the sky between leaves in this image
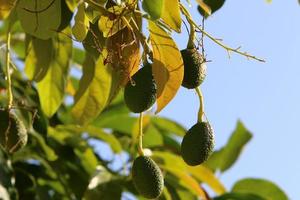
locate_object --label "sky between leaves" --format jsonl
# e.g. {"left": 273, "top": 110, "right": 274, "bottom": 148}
{"left": 159, "top": 0, "right": 300, "bottom": 199}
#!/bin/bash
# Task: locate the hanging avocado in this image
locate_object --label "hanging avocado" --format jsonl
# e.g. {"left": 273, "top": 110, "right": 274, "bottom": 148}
{"left": 124, "top": 64, "right": 157, "bottom": 113}
{"left": 131, "top": 156, "right": 164, "bottom": 199}
{"left": 181, "top": 48, "right": 207, "bottom": 89}
{"left": 181, "top": 122, "right": 214, "bottom": 166}
{"left": 0, "top": 109, "right": 27, "bottom": 153}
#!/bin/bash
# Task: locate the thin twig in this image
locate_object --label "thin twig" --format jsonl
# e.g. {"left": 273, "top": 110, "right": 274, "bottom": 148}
{"left": 180, "top": 4, "right": 265, "bottom": 62}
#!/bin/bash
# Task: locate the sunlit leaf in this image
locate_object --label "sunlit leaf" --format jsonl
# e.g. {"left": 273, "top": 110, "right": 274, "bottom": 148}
{"left": 161, "top": 0, "right": 181, "bottom": 32}
{"left": 142, "top": 0, "right": 163, "bottom": 20}
{"left": 149, "top": 21, "right": 184, "bottom": 113}
{"left": 205, "top": 120, "right": 252, "bottom": 172}
{"left": 152, "top": 151, "right": 225, "bottom": 195}
{"left": 98, "top": 6, "right": 131, "bottom": 37}
{"left": 17, "top": 0, "right": 61, "bottom": 39}
{"left": 232, "top": 178, "right": 288, "bottom": 200}
{"left": 162, "top": 166, "right": 207, "bottom": 199}
{"left": 187, "top": 166, "right": 226, "bottom": 195}
{"left": 37, "top": 29, "right": 72, "bottom": 117}
{"left": 25, "top": 37, "right": 53, "bottom": 82}
{"left": 72, "top": 49, "right": 115, "bottom": 125}
{"left": 72, "top": 2, "right": 89, "bottom": 41}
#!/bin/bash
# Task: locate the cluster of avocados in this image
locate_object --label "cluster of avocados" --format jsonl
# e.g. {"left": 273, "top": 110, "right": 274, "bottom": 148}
{"left": 123, "top": 47, "right": 214, "bottom": 198}
{"left": 180, "top": 47, "right": 215, "bottom": 166}
{"left": 124, "top": 63, "right": 164, "bottom": 199}
{"left": 0, "top": 109, "right": 28, "bottom": 154}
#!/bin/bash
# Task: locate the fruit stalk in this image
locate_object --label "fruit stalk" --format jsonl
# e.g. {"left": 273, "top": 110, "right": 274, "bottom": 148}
{"left": 138, "top": 112, "right": 144, "bottom": 156}
{"left": 196, "top": 87, "right": 204, "bottom": 122}
{"left": 180, "top": 4, "right": 195, "bottom": 49}
{"left": 5, "top": 32, "right": 13, "bottom": 109}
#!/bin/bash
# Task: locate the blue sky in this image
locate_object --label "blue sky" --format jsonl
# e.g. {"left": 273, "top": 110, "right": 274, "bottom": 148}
{"left": 159, "top": 1, "right": 300, "bottom": 199}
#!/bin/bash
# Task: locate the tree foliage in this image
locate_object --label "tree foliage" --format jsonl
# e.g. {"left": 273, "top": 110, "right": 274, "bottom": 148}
{"left": 0, "top": 0, "right": 288, "bottom": 199}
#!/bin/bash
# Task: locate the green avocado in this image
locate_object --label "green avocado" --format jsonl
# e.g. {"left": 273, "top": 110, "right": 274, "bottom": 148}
{"left": 131, "top": 156, "right": 164, "bottom": 199}
{"left": 181, "top": 48, "right": 207, "bottom": 89}
{"left": 0, "top": 110, "right": 27, "bottom": 153}
{"left": 181, "top": 122, "right": 214, "bottom": 166}
{"left": 124, "top": 64, "right": 157, "bottom": 113}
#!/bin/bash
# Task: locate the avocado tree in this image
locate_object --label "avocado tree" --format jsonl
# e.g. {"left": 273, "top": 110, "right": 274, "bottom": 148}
{"left": 0, "top": 0, "right": 288, "bottom": 200}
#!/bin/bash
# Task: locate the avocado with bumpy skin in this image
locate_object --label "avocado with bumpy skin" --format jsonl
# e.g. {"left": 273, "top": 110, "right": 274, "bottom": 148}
{"left": 181, "top": 48, "right": 207, "bottom": 89}
{"left": 0, "top": 110, "right": 27, "bottom": 153}
{"left": 132, "top": 156, "right": 164, "bottom": 199}
{"left": 124, "top": 64, "right": 157, "bottom": 113}
{"left": 181, "top": 122, "right": 214, "bottom": 166}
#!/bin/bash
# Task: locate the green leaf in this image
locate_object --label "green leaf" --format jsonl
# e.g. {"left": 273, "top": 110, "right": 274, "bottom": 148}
{"left": 37, "top": 29, "right": 72, "bottom": 117}
{"left": 72, "top": 49, "right": 115, "bottom": 125}
{"left": 85, "top": 126, "right": 123, "bottom": 153}
{"left": 72, "top": 3, "right": 89, "bottom": 41}
{"left": 30, "top": 131, "right": 58, "bottom": 161}
{"left": 197, "top": 0, "right": 226, "bottom": 18}
{"left": 152, "top": 117, "right": 186, "bottom": 136}
{"left": 205, "top": 120, "right": 252, "bottom": 172}
{"left": 232, "top": 178, "right": 288, "bottom": 200}
{"left": 214, "top": 193, "right": 266, "bottom": 200}
{"left": 149, "top": 21, "right": 184, "bottom": 113}
{"left": 72, "top": 47, "right": 85, "bottom": 65}
{"left": 142, "top": 0, "right": 164, "bottom": 20}
{"left": 25, "top": 37, "right": 53, "bottom": 82}
{"left": 57, "top": 0, "right": 73, "bottom": 31}
{"left": 143, "top": 124, "right": 164, "bottom": 147}
{"left": 161, "top": 0, "right": 181, "bottom": 32}
{"left": 17, "top": 0, "right": 61, "bottom": 39}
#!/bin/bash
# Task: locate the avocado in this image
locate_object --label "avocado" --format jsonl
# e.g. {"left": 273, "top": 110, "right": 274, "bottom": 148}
{"left": 124, "top": 64, "right": 157, "bottom": 113}
{"left": 0, "top": 110, "right": 27, "bottom": 153}
{"left": 181, "top": 48, "right": 207, "bottom": 89}
{"left": 181, "top": 122, "right": 214, "bottom": 166}
{"left": 132, "top": 156, "right": 164, "bottom": 199}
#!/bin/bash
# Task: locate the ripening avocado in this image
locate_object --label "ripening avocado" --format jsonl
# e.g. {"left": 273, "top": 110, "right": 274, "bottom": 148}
{"left": 181, "top": 48, "right": 207, "bottom": 89}
{"left": 181, "top": 122, "right": 214, "bottom": 166}
{"left": 132, "top": 156, "right": 164, "bottom": 199}
{"left": 124, "top": 64, "right": 157, "bottom": 113}
{"left": 0, "top": 110, "right": 27, "bottom": 153}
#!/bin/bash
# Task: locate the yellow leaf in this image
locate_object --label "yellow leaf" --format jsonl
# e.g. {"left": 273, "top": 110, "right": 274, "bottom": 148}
{"left": 187, "top": 166, "right": 227, "bottom": 195}
{"left": 98, "top": 6, "right": 131, "bottom": 37}
{"left": 161, "top": 0, "right": 182, "bottom": 32}
{"left": 152, "top": 151, "right": 226, "bottom": 196}
{"left": 0, "top": 0, "right": 16, "bottom": 19}
{"left": 149, "top": 21, "right": 184, "bottom": 114}
{"left": 161, "top": 166, "right": 208, "bottom": 199}
{"left": 195, "top": 0, "right": 212, "bottom": 15}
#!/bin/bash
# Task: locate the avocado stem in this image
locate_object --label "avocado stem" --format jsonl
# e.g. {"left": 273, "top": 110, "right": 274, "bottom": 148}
{"left": 5, "top": 32, "right": 13, "bottom": 109}
{"left": 196, "top": 87, "right": 204, "bottom": 123}
{"left": 137, "top": 112, "right": 145, "bottom": 156}
{"left": 180, "top": 4, "right": 196, "bottom": 49}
